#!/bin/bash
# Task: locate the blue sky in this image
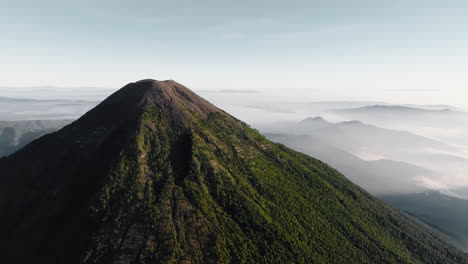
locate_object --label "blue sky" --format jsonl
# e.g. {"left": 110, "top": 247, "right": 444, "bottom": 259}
{"left": 1, "top": 0, "right": 467, "bottom": 105}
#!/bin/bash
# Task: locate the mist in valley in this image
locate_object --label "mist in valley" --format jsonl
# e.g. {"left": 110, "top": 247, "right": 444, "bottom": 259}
{"left": 175, "top": 89, "right": 468, "bottom": 252}
{"left": 3, "top": 0, "right": 468, "bottom": 261}
{"left": 1, "top": 85, "right": 468, "bottom": 251}
{"left": 2, "top": 86, "right": 468, "bottom": 196}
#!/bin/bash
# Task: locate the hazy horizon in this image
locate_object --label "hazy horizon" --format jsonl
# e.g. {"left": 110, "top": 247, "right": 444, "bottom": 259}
{"left": 2, "top": 0, "right": 468, "bottom": 107}
{"left": 2, "top": 84, "right": 468, "bottom": 110}
{"left": 3, "top": 1, "right": 468, "bottom": 260}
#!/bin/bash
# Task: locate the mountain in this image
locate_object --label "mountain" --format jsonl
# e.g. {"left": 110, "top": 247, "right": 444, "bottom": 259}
{"left": 0, "top": 96, "right": 99, "bottom": 120}
{"left": 297, "top": 116, "right": 332, "bottom": 130}
{"left": 0, "top": 119, "right": 72, "bottom": 157}
{"left": 382, "top": 191, "right": 468, "bottom": 252}
{"left": 334, "top": 105, "right": 456, "bottom": 114}
{"left": 324, "top": 105, "right": 468, "bottom": 144}
{"left": 287, "top": 118, "right": 468, "bottom": 192}
{"left": 401, "top": 104, "right": 461, "bottom": 111}
{"left": 449, "top": 187, "right": 468, "bottom": 200}
{"left": 265, "top": 119, "right": 468, "bottom": 253}
{"left": 268, "top": 117, "right": 455, "bottom": 161}
{"left": 1, "top": 79, "right": 467, "bottom": 264}
{"left": 265, "top": 133, "right": 434, "bottom": 195}
{"left": 309, "top": 118, "right": 452, "bottom": 154}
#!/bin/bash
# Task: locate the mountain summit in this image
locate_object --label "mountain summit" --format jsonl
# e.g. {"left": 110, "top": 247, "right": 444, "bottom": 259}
{"left": 1, "top": 80, "right": 467, "bottom": 264}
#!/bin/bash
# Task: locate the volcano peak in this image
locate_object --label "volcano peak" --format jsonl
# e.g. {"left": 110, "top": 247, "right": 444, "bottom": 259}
{"left": 1, "top": 80, "right": 466, "bottom": 264}
{"left": 125, "top": 79, "right": 221, "bottom": 119}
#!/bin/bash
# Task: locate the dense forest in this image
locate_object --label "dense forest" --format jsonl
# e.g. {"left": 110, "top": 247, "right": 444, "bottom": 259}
{"left": 1, "top": 80, "right": 466, "bottom": 263}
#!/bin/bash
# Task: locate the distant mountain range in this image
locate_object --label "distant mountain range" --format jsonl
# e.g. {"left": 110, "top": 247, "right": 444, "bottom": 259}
{"left": 0, "top": 120, "right": 72, "bottom": 157}
{"left": 273, "top": 116, "right": 456, "bottom": 160}
{"left": 0, "top": 96, "right": 99, "bottom": 121}
{"left": 265, "top": 133, "right": 434, "bottom": 195}
{"left": 0, "top": 96, "right": 96, "bottom": 103}
{"left": 401, "top": 104, "right": 461, "bottom": 111}
{"left": 1, "top": 79, "right": 466, "bottom": 263}
{"left": 324, "top": 104, "right": 468, "bottom": 145}
{"left": 0, "top": 86, "right": 115, "bottom": 101}
{"left": 334, "top": 105, "right": 457, "bottom": 114}
{"left": 382, "top": 191, "right": 468, "bottom": 252}
{"left": 265, "top": 116, "right": 468, "bottom": 254}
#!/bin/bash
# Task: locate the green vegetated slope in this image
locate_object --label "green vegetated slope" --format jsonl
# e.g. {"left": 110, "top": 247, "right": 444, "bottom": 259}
{"left": 0, "top": 79, "right": 467, "bottom": 264}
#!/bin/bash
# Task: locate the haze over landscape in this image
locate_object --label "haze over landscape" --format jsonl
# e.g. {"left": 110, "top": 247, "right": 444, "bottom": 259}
{"left": 1, "top": 0, "right": 468, "bottom": 263}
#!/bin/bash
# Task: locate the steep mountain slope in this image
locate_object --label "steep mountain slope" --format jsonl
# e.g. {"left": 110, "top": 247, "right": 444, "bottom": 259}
{"left": 266, "top": 132, "right": 468, "bottom": 252}
{"left": 263, "top": 117, "right": 465, "bottom": 189}
{"left": 265, "top": 133, "right": 433, "bottom": 195}
{"left": 1, "top": 79, "right": 467, "bottom": 264}
{"left": 0, "top": 119, "right": 72, "bottom": 157}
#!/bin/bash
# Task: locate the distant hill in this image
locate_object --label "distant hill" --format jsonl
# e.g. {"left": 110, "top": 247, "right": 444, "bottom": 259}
{"left": 401, "top": 104, "right": 461, "bottom": 111}
{"left": 266, "top": 132, "right": 468, "bottom": 253}
{"left": 1, "top": 79, "right": 466, "bottom": 263}
{"left": 0, "top": 96, "right": 94, "bottom": 103}
{"left": 297, "top": 116, "right": 332, "bottom": 130}
{"left": 324, "top": 105, "right": 467, "bottom": 142}
{"left": 281, "top": 116, "right": 455, "bottom": 158}
{"left": 265, "top": 117, "right": 468, "bottom": 254}
{"left": 0, "top": 119, "right": 72, "bottom": 157}
{"left": 334, "top": 105, "right": 456, "bottom": 114}
{"left": 382, "top": 191, "right": 468, "bottom": 252}
{"left": 0, "top": 96, "right": 99, "bottom": 120}
{"left": 265, "top": 133, "right": 433, "bottom": 195}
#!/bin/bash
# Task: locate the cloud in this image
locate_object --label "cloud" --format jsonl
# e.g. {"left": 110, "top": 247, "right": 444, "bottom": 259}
{"left": 219, "top": 33, "right": 245, "bottom": 40}
{"left": 386, "top": 88, "right": 441, "bottom": 92}
{"left": 197, "top": 89, "right": 257, "bottom": 93}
